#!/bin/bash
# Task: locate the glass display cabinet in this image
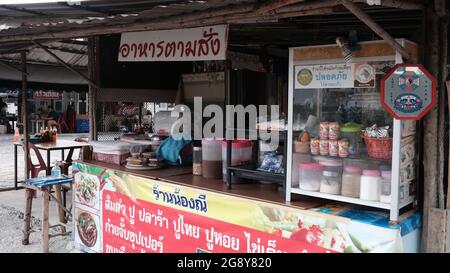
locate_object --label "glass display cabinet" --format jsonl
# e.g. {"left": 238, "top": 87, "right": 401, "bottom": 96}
{"left": 286, "top": 40, "right": 418, "bottom": 223}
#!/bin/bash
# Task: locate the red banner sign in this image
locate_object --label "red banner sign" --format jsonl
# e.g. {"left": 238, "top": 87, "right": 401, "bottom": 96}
{"left": 102, "top": 190, "right": 330, "bottom": 253}
{"left": 33, "top": 90, "right": 61, "bottom": 100}
{"left": 114, "top": 104, "right": 140, "bottom": 117}
{"left": 72, "top": 162, "right": 406, "bottom": 253}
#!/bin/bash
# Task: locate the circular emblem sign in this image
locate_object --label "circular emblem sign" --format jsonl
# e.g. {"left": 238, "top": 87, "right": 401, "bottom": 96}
{"left": 355, "top": 64, "right": 374, "bottom": 84}
{"left": 297, "top": 68, "right": 313, "bottom": 86}
{"left": 380, "top": 64, "right": 436, "bottom": 120}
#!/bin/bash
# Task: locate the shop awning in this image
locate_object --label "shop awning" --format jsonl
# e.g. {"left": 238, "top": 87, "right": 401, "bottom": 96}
{"left": 0, "top": 0, "right": 425, "bottom": 55}
{"left": 0, "top": 63, "right": 87, "bottom": 85}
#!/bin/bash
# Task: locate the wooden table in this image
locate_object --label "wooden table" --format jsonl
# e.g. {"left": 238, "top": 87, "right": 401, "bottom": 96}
{"left": 14, "top": 140, "right": 91, "bottom": 189}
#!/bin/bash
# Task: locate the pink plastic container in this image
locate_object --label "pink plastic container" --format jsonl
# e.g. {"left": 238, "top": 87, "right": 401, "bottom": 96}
{"left": 222, "top": 140, "right": 253, "bottom": 181}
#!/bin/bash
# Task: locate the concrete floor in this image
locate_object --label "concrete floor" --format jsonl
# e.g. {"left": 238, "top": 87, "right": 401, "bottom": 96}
{"left": 0, "top": 187, "right": 72, "bottom": 225}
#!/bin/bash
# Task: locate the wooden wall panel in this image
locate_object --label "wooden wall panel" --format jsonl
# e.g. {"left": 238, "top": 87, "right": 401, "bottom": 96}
{"left": 293, "top": 40, "right": 417, "bottom": 62}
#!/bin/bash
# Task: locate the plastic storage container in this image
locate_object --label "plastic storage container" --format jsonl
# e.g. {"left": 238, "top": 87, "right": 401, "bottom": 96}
{"left": 341, "top": 165, "right": 362, "bottom": 198}
{"left": 318, "top": 157, "right": 343, "bottom": 174}
{"left": 202, "top": 138, "right": 223, "bottom": 179}
{"left": 299, "top": 163, "right": 323, "bottom": 191}
{"left": 291, "top": 153, "right": 313, "bottom": 187}
{"left": 320, "top": 170, "right": 341, "bottom": 195}
{"left": 340, "top": 122, "right": 362, "bottom": 155}
{"left": 221, "top": 140, "right": 253, "bottom": 181}
{"left": 91, "top": 141, "right": 133, "bottom": 165}
{"left": 380, "top": 170, "right": 392, "bottom": 203}
{"left": 360, "top": 169, "right": 381, "bottom": 201}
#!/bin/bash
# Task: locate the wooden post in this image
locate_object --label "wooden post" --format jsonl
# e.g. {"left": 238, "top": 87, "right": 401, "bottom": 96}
{"left": 447, "top": 81, "right": 450, "bottom": 210}
{"left": 41, "top": 188, "right": 50, "bottom": 253}
{"left": 422, "top": 0, "right": 447, "bottom": 253}
{"left": 139, "top": 102, "right": 143, "bottom": 127}
{"left": 54, "top": 185, "right": 66, "bottom": 233}
{"left": 21, "top": 189, "right": 33, "bottom": 245}
{"left": 21, "top": 51, "right": 29, "bottom": 180}
{"left": 88, "top": 37, "right": 98, "bottom": 141}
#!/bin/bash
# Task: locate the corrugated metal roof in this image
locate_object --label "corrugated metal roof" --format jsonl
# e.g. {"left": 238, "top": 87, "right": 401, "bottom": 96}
{"left": 0, "top": 0, "right": 425, "bottom": 58}
{"left": 0, "top": 40, "right": 87, "bottom": 66}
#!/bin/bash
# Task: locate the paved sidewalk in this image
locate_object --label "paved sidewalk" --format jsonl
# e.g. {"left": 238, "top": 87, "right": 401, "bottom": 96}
{"left": 0, "top": 190, "right": 78, "bottom": 253}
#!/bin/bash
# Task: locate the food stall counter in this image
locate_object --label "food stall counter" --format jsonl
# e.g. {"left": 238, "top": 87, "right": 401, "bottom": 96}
{"left": 72, "top": 160, "right": 421, "bottom": 253}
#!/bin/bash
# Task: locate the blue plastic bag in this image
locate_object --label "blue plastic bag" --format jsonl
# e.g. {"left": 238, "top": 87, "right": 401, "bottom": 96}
{"left": 156, "top": 135, "right": 192, "bottom": 166}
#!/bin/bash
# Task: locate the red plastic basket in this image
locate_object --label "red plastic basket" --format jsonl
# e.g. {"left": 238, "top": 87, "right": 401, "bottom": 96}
{"left": 362, "top": 136, "right": 392, "bottom": 160}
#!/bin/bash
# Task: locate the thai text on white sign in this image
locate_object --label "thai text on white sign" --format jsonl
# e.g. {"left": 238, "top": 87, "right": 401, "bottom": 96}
{"left": 118, "top": 25, "right": 228, "bottom": 62}
{"left": 294, "top": 63, "right": 375, "bottom": 89}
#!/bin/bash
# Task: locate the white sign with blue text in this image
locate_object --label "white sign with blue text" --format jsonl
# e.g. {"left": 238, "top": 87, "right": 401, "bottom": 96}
{"left": 294, "top": 63, "right": 375, "bottom": 89}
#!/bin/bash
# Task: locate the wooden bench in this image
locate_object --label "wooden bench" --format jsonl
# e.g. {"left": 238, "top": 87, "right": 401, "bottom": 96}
{"left": 22, "top": 176, "right": 72, "bottom": 253}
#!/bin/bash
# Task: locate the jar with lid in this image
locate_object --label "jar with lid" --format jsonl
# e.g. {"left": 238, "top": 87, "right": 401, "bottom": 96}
{"left": 379, "top": 170, "right": 392, "bottom": 203}
{"left": 201, "top": 138, "right": 223, "bottom": 179}
{"left": 193, "top": 147, "right": 202, "bottom": 176}
{"left": 341, "top": 165, "right": 361, "bottom": 198}
{"left": 318, "top": 157, "right": 343, "bottom": 174}
{"left": 340, "top": 122, "right": 362, "bottom": 155}
{"left": 360, "top": 169, "right": 381, "bottom": 201}
{"left": 320, "top": 170, "right": 341, "bottom": 195}
{"left": 221, "top": 140, "right": 252, "bottom": 182}
{"left": 298, "top": 163, "right": 323, "bottom": 191}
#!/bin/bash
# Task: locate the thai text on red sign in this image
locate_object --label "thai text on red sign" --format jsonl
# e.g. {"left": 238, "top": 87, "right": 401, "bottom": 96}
{"left": 114, "top": 104, "right": 140, "bottom": 117}
{"left": 33, "top": 90, "right": 61, "bottom": 100}
{"left": 118, "top": 24, "right": 228, "bottom": 62}
{"left": 102, "top": 190, "right": 332, "bottom": 253}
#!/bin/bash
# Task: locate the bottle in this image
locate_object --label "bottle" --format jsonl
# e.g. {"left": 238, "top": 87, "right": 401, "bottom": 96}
{"left": 14, "top": 127, "right": 19, "bottom": 143}
{"left": 51, "top": 127, "right": 57, "bottom": 142}
{"left": 40, "top": 127, "right": 45, "bottom": 138}
{"left": 193, "top": 147, "right": 202, "bottom": 176}
{"left": 44, "top": 127, "right": 50, "bottom": 142}
{"left": 51, "top": 162, "right": 61, "bottom": 177}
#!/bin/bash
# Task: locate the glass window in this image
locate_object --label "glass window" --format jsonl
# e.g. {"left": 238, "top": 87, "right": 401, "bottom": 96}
{"left": 292, "top": 61, "right": 395, "bottom": 200}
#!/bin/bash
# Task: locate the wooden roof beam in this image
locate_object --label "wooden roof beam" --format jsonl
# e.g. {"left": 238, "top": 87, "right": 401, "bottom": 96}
{"left": 254, "top": 0, "right": 305, "bottom": 15}
{"left": 32, "top": 41, "right": 96, "bottom": 88}
{"left": 43, "top": 45, "right": 87, "bottom": 55}
{"left": 340, "top": 0, "right": 414, "bottom": 62}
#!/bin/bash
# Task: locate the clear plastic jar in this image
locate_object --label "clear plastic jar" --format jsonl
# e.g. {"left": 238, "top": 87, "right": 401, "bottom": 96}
{"left": 299, "top": 163, "right": 323, "bottom": 191}
{"left": 380, "top": 170, "right": 392, "bottom": 203}
{"left": 318, "top": 157, "right": 343, "bottom": 174}
{"left": 340, "top": 122, "right": 362, "bottom": 155}
{"left": 320, "top": 170, "right": 341, "bottom": 195}
{"left": 360, "top": 169, "right": 381, "bottom": 201}
{"left": 341, "top": 165, "right": 361, "bottom": 198}
{"left": 202, "top": 138, "right": 223, "bottom": 179}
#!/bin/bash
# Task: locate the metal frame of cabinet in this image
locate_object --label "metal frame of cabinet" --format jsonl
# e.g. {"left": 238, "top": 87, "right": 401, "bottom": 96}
{"left": 286, "top": 40, "right": 417, "bottom": 223}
